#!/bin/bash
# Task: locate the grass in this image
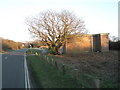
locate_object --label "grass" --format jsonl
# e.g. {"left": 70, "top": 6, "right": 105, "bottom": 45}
{"left": 26, "top": 49, "right": 119, "bottom": 88}
{"left": 27, "top": 49, "right": 42, "bottom": 54}
{"left": 27, "top": 56, "right": 81, "bottom": 88}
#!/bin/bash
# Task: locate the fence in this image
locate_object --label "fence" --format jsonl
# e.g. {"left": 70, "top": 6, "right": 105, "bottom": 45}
{"left": 32, "top": 52, "right": 102, "bottom": 88}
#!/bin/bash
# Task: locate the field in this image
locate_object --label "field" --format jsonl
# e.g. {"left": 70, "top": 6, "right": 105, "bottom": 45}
{"left": 53, "top": 51, "right": 119, "bottom": 87}
{"left": 27, "top": 50, "right": 119, "bottom": 88}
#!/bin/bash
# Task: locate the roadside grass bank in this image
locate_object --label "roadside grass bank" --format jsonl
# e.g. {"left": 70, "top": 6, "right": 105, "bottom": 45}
{"left": 26, "top": 55, "right": 81, "bottom": 88}
{"left": 26, "top": 49, "right": 119, "bottom": 88}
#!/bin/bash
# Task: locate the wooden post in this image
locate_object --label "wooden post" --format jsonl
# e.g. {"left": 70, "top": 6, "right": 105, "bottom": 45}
{"left": 45, "top": 56, "right": 47, "bottom": 61}
{"left": 94, "top": 79, "right": 100, "bottom": 89}
{"left": 47, "top": 57, "right": 49, "bottom": 63}
{"left": 51, "top": 58, "right": 54, "bottom": 65}
{"left": 44, "top": 55, "right": 46, "bottom": 60}
{"left": 73, "top": 69, "right": 78, "bottom": 80}
{"left": 62, "top": 64, "right": 66, "bottom": 75}
{"left": 54, "top": 61, "right": 58, "bottom": 68}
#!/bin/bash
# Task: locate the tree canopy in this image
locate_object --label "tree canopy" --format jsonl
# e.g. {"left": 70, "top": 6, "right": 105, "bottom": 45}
{"left": 1, "top": 37, "right": 23, "bottom": 52}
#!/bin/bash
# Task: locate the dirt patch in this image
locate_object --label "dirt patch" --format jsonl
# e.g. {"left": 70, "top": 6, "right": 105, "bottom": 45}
{"left": 54, "top": 51, "right": 119, "bottom": 81}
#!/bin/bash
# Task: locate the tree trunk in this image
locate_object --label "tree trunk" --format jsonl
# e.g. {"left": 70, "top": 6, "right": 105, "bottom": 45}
{"left": 49, "top": 45, "right": 60, "bottom": 55}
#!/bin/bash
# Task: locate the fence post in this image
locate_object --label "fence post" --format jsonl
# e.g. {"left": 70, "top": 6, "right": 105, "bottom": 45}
{"left": 54, "top": 61, "right": 58, "bottom": 68}
{"left": 45, "top": 56, "right": 47, "bottom": 61}
{"left": 73, "top": 69, "right": 78, "bottom": 80}
{"left": 62, "top": 64, "right": 66, "bottom": 75}
{"left": 94, "top": 79, "right": 100, "bottom": 89}
{"left": 47, "top": 57, "right": 49, "bottom": 63}
{"left": 38, "top": 53, "right": 40, "bottom": 56}
{"left": 51, "top": 58, "right": 54, "bottom": 65}
{"left": 44, "top": 55, "right": 46, "bottom": 60}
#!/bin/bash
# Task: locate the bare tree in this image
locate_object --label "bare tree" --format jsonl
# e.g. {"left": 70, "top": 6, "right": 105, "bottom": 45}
{"left": 26, "top": 10, "right": 87, "bottom": 54}
{"left": 109, "top": 35, "right": 119, "bottom": 42}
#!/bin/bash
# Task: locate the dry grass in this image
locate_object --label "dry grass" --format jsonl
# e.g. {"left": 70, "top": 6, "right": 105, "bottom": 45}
{"left": 53, "top": 51, "right": 118, "bottom": 86}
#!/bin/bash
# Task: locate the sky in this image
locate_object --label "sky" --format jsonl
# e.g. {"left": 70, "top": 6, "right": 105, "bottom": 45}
{"left": 0, "top": 0, "right": 119, "bottom": 42}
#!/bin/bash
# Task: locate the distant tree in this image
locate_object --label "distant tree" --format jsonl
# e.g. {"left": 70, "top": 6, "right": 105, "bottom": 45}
{"left": 31, "top": 40, "right": 47, "bottom": 48}
{"left": 26, "top": 10, "right": 87, "bottom": 54}
{"left": 1, "top": 38, "right": 23, "bottom": 51}
{"left": 17, "top": 42, "right": 23, "bottom": 49}
{"left": 109, "top": 35, "right": 119, "bottom": 42}
{"left": 2, "top": 43, "right": 12, "bottom": 51}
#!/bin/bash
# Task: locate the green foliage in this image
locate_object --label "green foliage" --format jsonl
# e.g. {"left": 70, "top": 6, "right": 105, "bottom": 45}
{"left": 48, "top": 46, "right": 61, "bottom": 55}
{"left": 32, "top": 40, "right": 46, "bottom": 48}
{"left": 109, "top": 40, "right": 120, "bottom": 50}
{"left": 28, "top": 49, "right": 42, "bottom": 54}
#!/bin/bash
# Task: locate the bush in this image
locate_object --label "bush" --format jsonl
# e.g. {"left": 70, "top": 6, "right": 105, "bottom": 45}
{"left": 109, "top": 40, "right": 120, "bottom": 50}
{"left": 1, "top": 38, "right": 22, "bottom": 52}
{"left": 2, "top": 43, "right": 12, "bottom": 51}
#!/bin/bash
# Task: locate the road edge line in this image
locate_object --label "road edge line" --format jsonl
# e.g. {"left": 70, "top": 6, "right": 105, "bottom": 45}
{"left": 24, "top": 53, "right": 27, "bottom": 88}
{"left": 24, "top": 53, "right": 31, "bottom": 89}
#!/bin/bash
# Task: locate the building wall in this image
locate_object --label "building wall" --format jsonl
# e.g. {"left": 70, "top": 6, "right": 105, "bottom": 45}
{"left": 100, "top": 33, "right": 109, "bottom": 52}
{"left": 66, "top": 35, "right": 92, "bottom": 54}
{"left": 65, "top": 33, "right": 109, "bottom": 54}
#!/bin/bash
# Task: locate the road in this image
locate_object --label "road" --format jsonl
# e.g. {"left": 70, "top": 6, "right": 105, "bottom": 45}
{"left": 2, "top": 49, "right": 29, "bottom": 88}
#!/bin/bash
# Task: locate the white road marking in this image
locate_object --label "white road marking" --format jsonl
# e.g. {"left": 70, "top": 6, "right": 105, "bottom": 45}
{"left": 24, "top": 53, "right": 30, "bottom": 89}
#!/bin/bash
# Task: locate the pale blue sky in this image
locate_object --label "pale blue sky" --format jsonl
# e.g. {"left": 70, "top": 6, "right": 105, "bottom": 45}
{"left": 0, "top": 0, "right": 118, "bottom": 42}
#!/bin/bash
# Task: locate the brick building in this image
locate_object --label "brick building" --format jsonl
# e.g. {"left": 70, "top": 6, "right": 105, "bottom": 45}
{"left": 61, "top": 33, "right": 109, "bottom": 54}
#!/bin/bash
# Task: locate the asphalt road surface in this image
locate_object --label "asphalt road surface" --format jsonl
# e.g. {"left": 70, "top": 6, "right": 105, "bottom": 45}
{"left": 2, "top": 49, "right": 28, "bottom": 88}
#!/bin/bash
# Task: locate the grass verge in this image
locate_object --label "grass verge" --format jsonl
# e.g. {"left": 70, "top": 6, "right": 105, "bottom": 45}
{"left": 27, "top": 55, "right": 82, "bottom": 88}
